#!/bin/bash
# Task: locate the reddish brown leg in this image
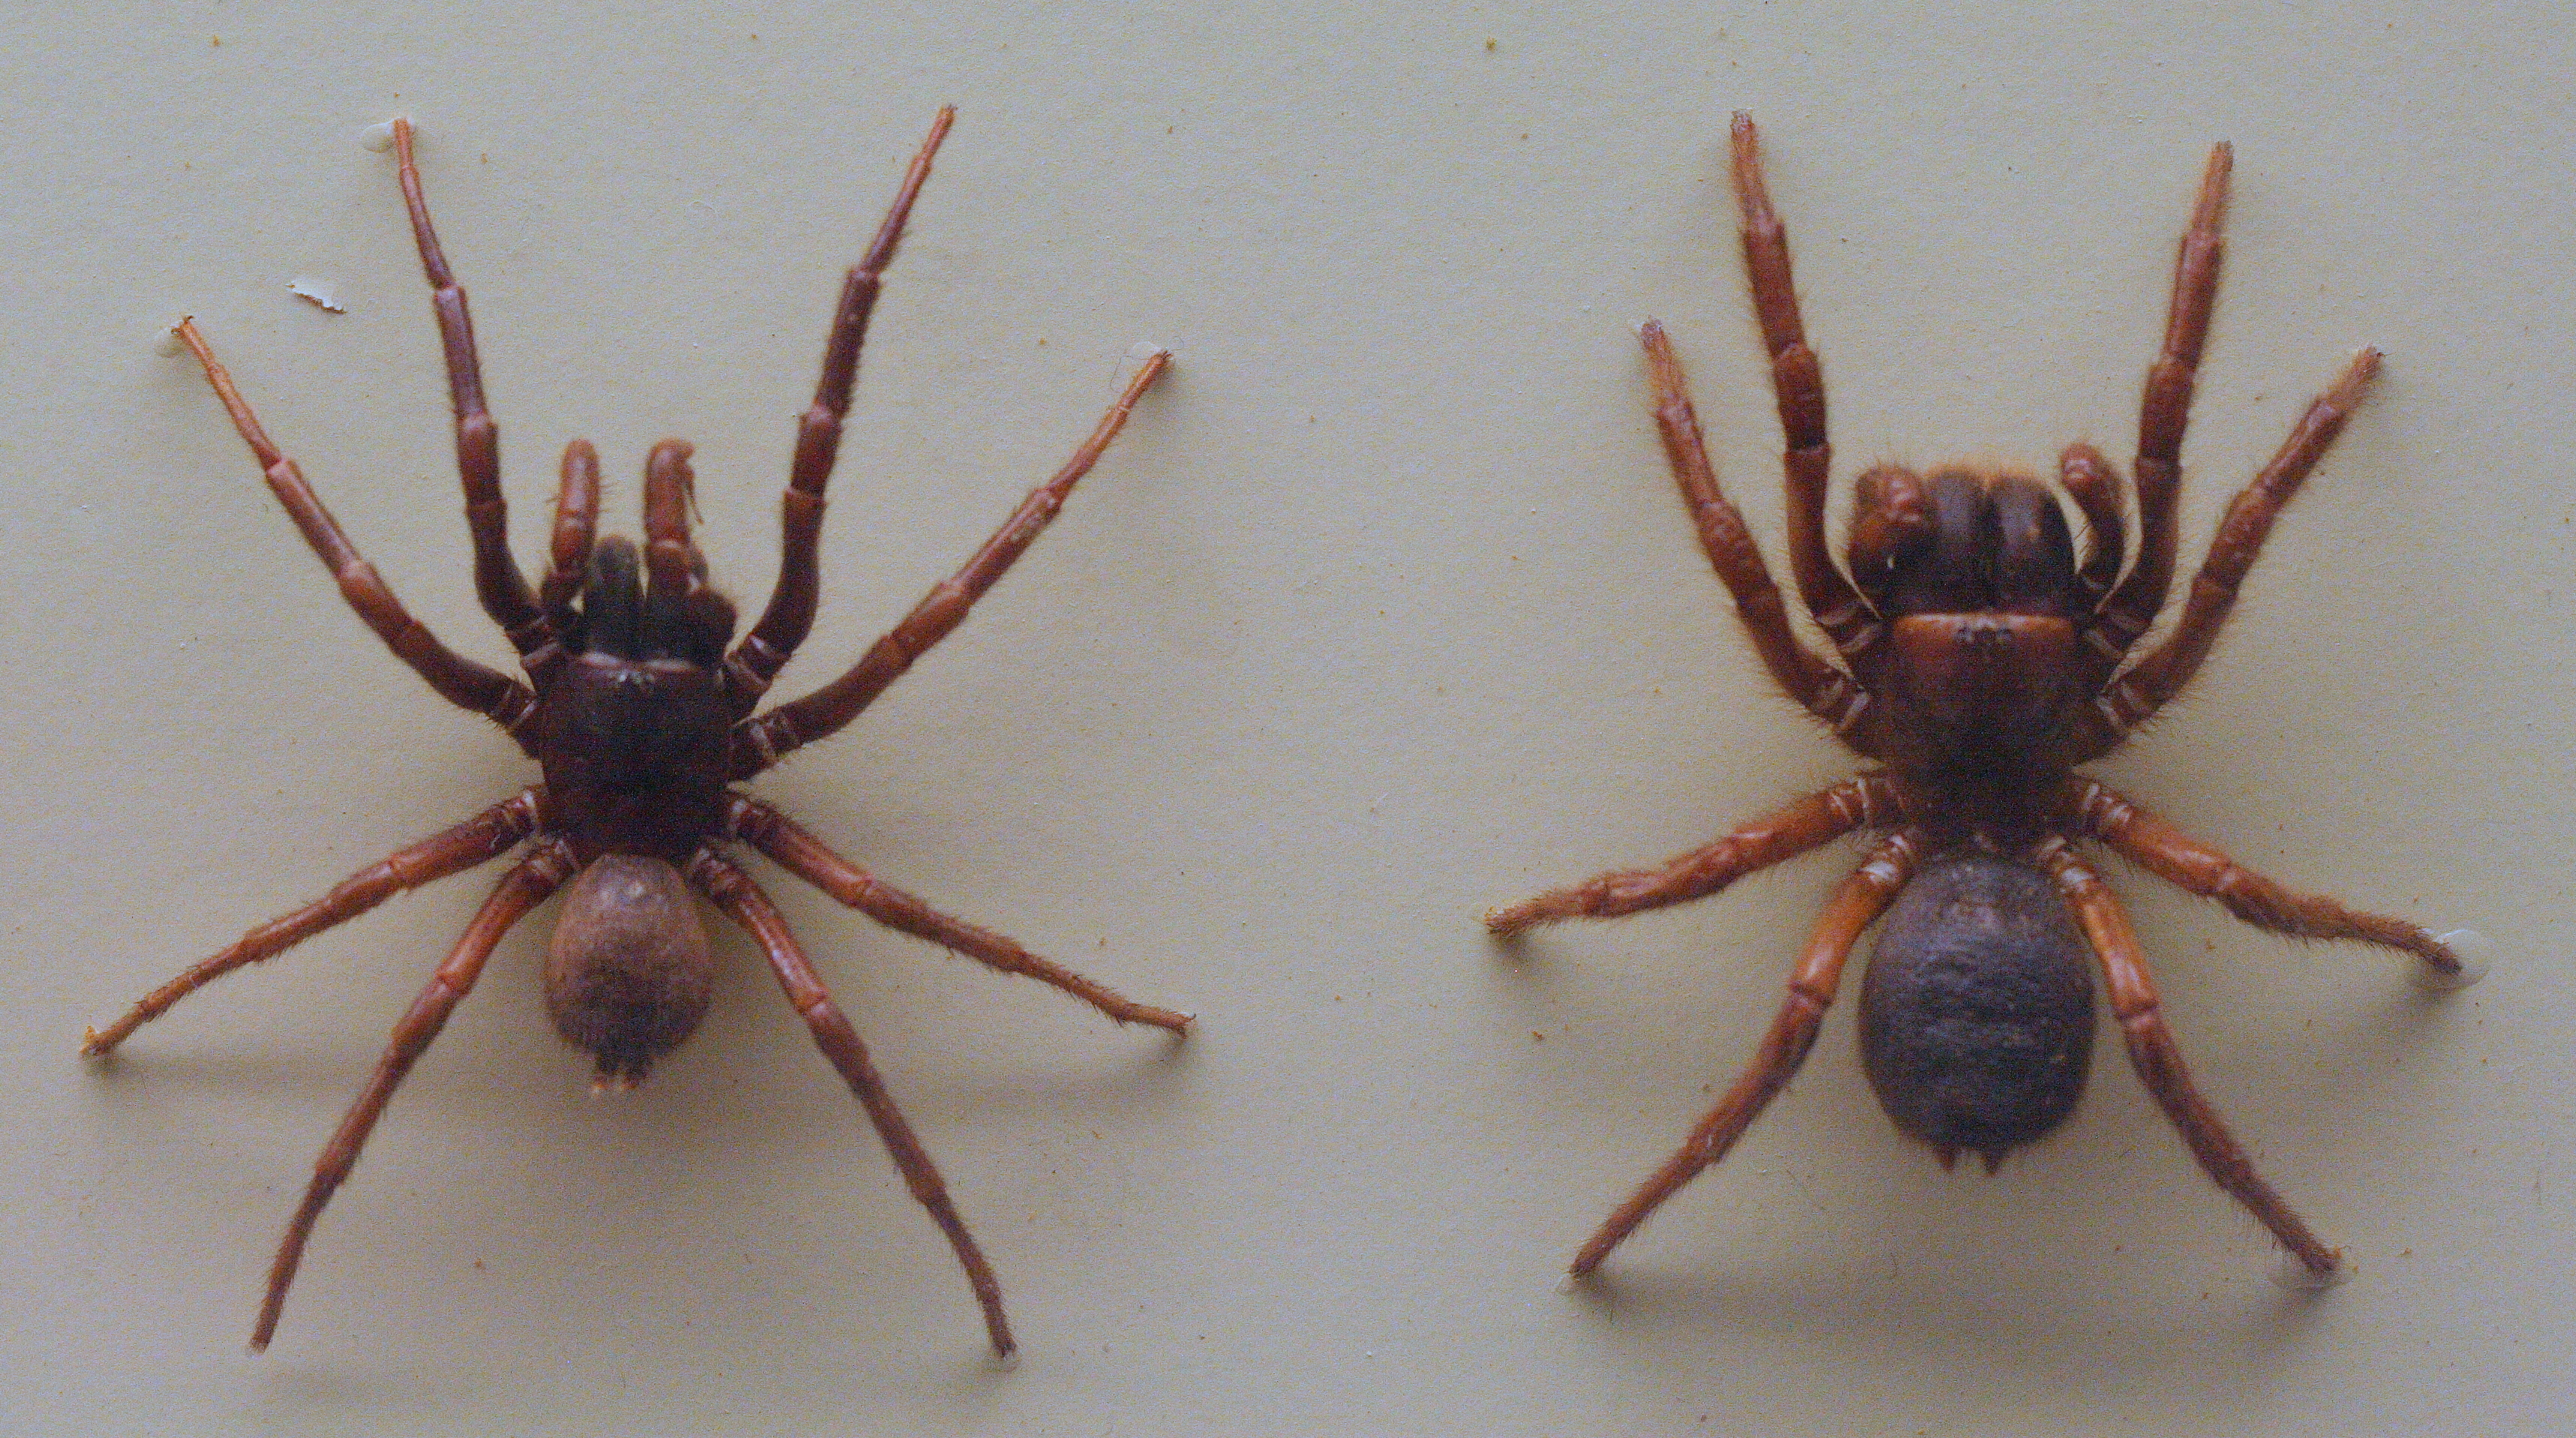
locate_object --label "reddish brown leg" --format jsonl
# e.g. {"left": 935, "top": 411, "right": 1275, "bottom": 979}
{"left": 729, "top": 347, "right": 1174, "bottom": 779}
{"left": 81, "top": 789, "right": 546, "bottom": 1056}
{"left": 687, "top": 849, "right": 1014, "bottom": 1356}
{"left": 2086, "top": 143, "right": 2232, "bottom": 667}
{"left": 2058, "top": 443, "right": 2127, "bottom": 614}
{"left": 533, "top": 440, "right": 602, "bottom": 662}
{"left": 1639, "top": 320, "right": 1873, "bottom": 743}
{"left": 1843, "top": 464, "right": 1934, "bottom": 617}
{"left": 2071, "top": 348, "right": 2382, "bottom": 761}
{"left": 253, "top": 839, "right": 576, "bottom": 1351}
{"left": 389, "top": 118, "right": 549, "bottom": 661}
{"left": 723, "top": 795, "right": 1190, "bottom": 1032}
{"left": 173, "top": 320, "right": 540, "bottom": 751}
{"left": 2037, "top": 842, "right": 2340, "bottom": 1277}
{"left": 724, "top": 107, "right": 956, "bottom": 713}
{"left": 1569, "top": 832, "right": 1919, "bottom": 1277}
{"left": 640, "top": 440, "right": 736, "bottom": 649}
{"left": 1486, "top": 774, "right": 1898, "bottom": 936}
{"left": 2070, "top": 778, "right": 2461, "bottom": 977}
{"left": 1727, "top": 113, "right": 1874, "bottom": 657}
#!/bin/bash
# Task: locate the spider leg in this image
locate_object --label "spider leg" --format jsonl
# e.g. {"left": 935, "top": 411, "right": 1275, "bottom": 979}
{"left": 1486, "top": 774, "right": 1898, "bottom": 936}
{"left": 1842, "top": 463, "right": 1933, "bottom": 618}
{"left": 723, "top": 107, "right": 956, "bottom": 713}
{"left": 728, "top": 347, "right": 1174, "bottom": 779}
{"left": 1727, "top": 113, "right": 1875, "bottom": 659}
{"left": 2058, "top": 443, "right": 2127, "bottom": 613}
{"left": 173, "top": 320, "right": 540, "bottom": 752}
{"left": 81, "top": 789, "right": 546, "bottom": 1056}
{"left": 388, "top": 119, "right": 549, "bottom": 662}
{"left": 2066, "top": 347, "right": 2380, "bottom": 761}
{"left": 2085, "top": 143, "right": 2232, "bottom": 668}
{"left": 534, "top": 440, "right": 601, "bottom": 659}
{"left": 2036, "top": 842, "right": 2340, "bottom": 1277}
{"left": 2070, "top": 779, "right": 2463, "bottom": 977}
{"left": 640, "top": 440, "right": 737, "bottom": 661}
{"left": 723, "top": 795, "right": 1190, "bottom": 1032}
{"left": 1639, "top": 320, "right": 1874, "bottom": 744}
{"left": 1569, "top": 832, "right": 1919, "bottom": 1277}
{"left": 252, "top": 839, "right": 575, "bottom": 1351}
{"left": 687, "top": 849, "right": 1014, "bottom": 1356}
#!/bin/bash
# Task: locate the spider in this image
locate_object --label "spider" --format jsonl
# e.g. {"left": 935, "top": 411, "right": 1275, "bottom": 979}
{"left": 82, "top": 107, "right": 1189, "bottom": 1358}
{"left": 1489, "top": 113, "right": 2478, "bottom": 1285}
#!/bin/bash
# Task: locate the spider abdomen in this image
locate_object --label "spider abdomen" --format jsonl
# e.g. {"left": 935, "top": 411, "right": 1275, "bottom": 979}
{"left": 545, "top": 854, "right": 717, "bottom": 1090}
{"left": 1858, "top": 854, "right": 2095, "bottom": 1167}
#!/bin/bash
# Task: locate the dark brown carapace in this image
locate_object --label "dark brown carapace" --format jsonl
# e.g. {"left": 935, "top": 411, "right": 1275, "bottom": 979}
{"left": 84, "top": 109, "right": 1188, "bottom": 1357}
{"left": 1490, "top": 114, "right": 2478, "bottom": 1284}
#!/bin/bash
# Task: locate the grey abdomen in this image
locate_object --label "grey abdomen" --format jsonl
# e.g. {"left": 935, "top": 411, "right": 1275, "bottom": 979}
{"left": 1858, "top": 855, "right": 2095, "bottom": 1163}
{"left": 545, "top": 854, "right": 717, "bottom": 1088}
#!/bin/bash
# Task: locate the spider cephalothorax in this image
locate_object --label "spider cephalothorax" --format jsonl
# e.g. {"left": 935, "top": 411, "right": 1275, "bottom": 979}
{"left": 87, "top": 108, "right": 1186, "bottom": 1358}
{"left": 1491, "top": 114, "right": 2477, "bottom": 1283}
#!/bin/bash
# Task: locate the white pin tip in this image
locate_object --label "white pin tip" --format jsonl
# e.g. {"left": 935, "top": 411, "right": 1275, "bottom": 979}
{"left": 2418, "top": 929, "right": 2493, "bottom": 993}
{"left": 287, "top": 278, "right": 346, "bottom": 314}
{"left": 359, "top": 120, "right": 398, "bottom": 153}
{"left": 153, "top": 326, "right": 186, "bottom": 357}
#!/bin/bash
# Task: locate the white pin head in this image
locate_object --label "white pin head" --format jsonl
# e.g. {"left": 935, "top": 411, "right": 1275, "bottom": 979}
{"left": 2268, "top": 1247, "right": 2351, "bottom": 1293}
{"left": 359, "top": 120, "right": 399, "bottom": 153}
{"left": 2417, "top": 929, "right": 2493, "bottom": 993}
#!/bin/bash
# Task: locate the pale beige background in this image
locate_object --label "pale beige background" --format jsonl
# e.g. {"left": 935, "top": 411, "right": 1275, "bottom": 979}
{"left": 3, "top": 2, "right": 2568, "bottom": 1434}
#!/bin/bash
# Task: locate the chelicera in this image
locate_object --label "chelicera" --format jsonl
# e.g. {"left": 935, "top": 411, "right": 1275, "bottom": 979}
{"left": 83, "top": 109, "right": 1187, "bottom": 1357}
{"left": 1490, "top": 114, "right": 2478, "bottom": 1283}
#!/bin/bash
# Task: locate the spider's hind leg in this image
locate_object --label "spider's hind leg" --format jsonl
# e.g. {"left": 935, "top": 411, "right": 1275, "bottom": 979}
{"left": 723, "top": 794, "right": 1191, "bottom": 1033}
{"left": 2039, "top": 842, "right": 2340, "bottom": 1277}
{"left": 688, "top": 849, "right": 1016, "bottom": 1356}
{"left": 2071, "top": 779, "right": 2465, "bottom": 980}
{"left": 80, "top": 788, "right": 546, "bottom": 1055}
{"left": 1569, "top": 833, "right": 1919, "bottom": 1277}
{"left": 253, "top": 839, "right": 575, "bottom": 1350}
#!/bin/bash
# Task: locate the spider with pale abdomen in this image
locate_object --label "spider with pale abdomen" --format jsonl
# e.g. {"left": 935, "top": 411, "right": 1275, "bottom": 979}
{"left": 1489, "top": 113, "right": 2481, "bottom": 1284}
{"left": 83, "top": 107, "right": 1186, "bottom": 1358}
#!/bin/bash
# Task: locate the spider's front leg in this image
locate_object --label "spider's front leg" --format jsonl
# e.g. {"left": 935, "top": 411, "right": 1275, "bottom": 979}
{"left": 2084, "top": 142, "right": 2234, "bottom": 672}
{"left": 1637, "top": 320, "right": 1871, "bottom": 739}
{"left": 1726, "top": 113, "right": 1877, "bottom": 662}
{"left": 724, "top": 106, "right": 955, "bottom": 711}
{"left": 386, "top": 117, "right": 550, "bottom": 662}
{"left": 729, "top": 347, "right": 1173, "bottom": 777}
{"left": 686, "top": 850, "right": 1014, "bottom": 1356}
{"left": 170, "top": 320, "right": 539, "bottom": 748}
{"left": 1571, "top": 832, "right": 1919, "bottom": 1277}
{"left": 2072, "top": 347, "right": 2382, "bottom": 758}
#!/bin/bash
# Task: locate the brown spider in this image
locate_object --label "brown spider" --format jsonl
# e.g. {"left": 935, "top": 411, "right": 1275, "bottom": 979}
{"left": 1489, "top": 114, "right": 2479, "bottom": 1284}
{"left": 83, "top": 108, "right": 1188, "bottom": 1358}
